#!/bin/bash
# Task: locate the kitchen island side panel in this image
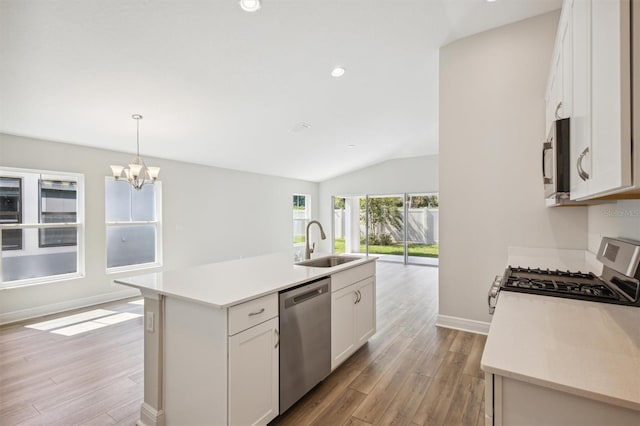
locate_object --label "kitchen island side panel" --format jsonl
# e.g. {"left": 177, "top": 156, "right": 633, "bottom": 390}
{"left": 164, "top": 297, "right": 228, "bottom": 425}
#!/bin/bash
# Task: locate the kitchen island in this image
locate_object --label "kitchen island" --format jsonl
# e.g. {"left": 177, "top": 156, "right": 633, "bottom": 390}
{"left": 115, "top": 252, "right": 377, "bottom": 426}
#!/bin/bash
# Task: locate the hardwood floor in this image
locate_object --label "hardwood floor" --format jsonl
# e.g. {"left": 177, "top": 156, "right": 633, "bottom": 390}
{"left": 271, "top": 263, "right": 487, "bottom": 426}
{"left": 0, "top": 300, "right": 144, "bottom": 425}
{"left": 0, "top": 262, "right": 486, "bottom": 426}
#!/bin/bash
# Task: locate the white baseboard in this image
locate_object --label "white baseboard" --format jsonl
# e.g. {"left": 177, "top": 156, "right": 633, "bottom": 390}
{"left": 137, "top": 403, "right": 165, "bottom": 426}
{"left": 0, "top": 288, "right": 141, "bottom": 325}
{"left": 436, "top": 314, "right": 491, "bottom": 335}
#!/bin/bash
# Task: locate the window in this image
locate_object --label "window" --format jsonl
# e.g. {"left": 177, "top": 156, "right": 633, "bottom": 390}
{"left": 293, "top": 194, "right": 311, "bottom": 245}
{"left": 105, "top": 179, "right": 162, "bottom": 272}
{"left": 0, "top": 169, "right": 84, "bottom": 287}
{"left": 39, "top": 180, "right": 78, "bottom": 247}
{"left": 0, "top": 177, "right": 22, "bottom": 251}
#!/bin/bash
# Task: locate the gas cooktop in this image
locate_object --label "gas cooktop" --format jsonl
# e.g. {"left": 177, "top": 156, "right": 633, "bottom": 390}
{"left": 488, "top": 238, "right": 640, "bottom": 312}
{"left": 501, "top": 266, "right": 629, "bottom": 305}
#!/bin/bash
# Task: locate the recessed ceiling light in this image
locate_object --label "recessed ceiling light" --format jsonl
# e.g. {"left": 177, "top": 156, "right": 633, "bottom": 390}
{"left": 486, "top": 0, "right": 497, "bottom": 2}
{"left": 239, "top": 0, "right": 261, "bottom": 12}
{"left": 331, "top": 67, "right": 346, "bottom": 78}
{"left": 347, "top": 144, "right": 356, "bottom": 148}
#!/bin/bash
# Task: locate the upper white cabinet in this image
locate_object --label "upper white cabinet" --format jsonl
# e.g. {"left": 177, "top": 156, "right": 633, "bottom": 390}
{"left": 569, "top": 0, "right": 591, "bottom": 199}
{"left": 545, "top": 1, "right": 573, "bottom": 134}
{"left": 553, "top": 0, "right": 634, "bottom": 201}
{"left": 585, "top": 0, "right": 632, "bottom": 198}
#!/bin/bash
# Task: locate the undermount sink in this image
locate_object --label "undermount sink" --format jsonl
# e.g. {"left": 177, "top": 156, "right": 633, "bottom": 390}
{"left": 297, "top": 255, "right": 361, "bottom": 268}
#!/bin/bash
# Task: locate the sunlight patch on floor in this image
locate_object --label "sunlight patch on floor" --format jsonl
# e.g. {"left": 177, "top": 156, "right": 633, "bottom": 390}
{"left": 25, "top": 309, "right": 116, "bottom": 330}
{"left": 50, "top": 312, "right": 143, "bottom": 336}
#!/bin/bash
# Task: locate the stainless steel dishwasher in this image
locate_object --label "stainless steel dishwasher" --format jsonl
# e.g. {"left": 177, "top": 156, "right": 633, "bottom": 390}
{"left": 279, "top": 277, "right": 331, "bottom": 414}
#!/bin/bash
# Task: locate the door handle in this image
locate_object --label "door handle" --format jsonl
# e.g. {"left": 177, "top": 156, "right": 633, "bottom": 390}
{"left": 274, "top": 328, "right": 279, "bottom": 349}
{"left": 356, "top": 290, "right": 362, "bottom": 304}
{"left": 542, "top": 141, "right": 552, "bottom": 185}
{"left": 577, "top": 147, "right": 590, "bottom": 181}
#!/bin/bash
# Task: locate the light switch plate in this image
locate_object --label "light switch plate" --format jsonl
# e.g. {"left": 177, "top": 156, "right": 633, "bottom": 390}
{"left": 145, "top": 312, "right": 154, "bottom": 332}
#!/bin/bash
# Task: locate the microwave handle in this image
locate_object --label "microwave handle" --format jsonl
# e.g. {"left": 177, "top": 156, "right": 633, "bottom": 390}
{"left": 542, "top": 141, "right": 552, "bottom": 184}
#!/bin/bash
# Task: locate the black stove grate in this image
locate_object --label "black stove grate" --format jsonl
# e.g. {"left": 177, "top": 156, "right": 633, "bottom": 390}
{"left": 500, "top": 266, "right": 633, "bottom": 305}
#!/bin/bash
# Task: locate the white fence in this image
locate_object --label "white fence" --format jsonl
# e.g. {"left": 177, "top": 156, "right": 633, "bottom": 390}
{"left": 334, "top": 208, "right": 439, "bottom": 245}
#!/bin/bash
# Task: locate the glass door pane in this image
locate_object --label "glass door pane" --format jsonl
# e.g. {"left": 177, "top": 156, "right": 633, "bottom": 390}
{"left": 332, "top": 195, "right": 366, "bottom": 255}
{"left": 406, "top": 193, "right": 439, "bottom": 266}
{"left": 365, "top": 195, "right": 405, "bottom": 263}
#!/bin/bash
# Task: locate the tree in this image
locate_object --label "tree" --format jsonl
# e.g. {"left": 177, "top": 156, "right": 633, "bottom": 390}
{"left": 360, "top": 197, "right": 402, "bottom": 244}
{"left": 408, "top": 195, "right": 439, "bottom": 208}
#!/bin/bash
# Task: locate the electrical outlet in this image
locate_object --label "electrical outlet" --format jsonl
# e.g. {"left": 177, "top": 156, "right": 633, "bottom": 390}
{"left": 146, "top": 312, "right": 155, "bottom": 332}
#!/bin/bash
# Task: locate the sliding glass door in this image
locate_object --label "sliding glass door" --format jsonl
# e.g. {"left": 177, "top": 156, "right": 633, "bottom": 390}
{"left": 332, "top": 193, "right": 439, "bottom": 266}
{"left": 405, "top": 193, "right": 439, "bottom": 266}
{"left": 365, "top": 195, "right": 405, "bottom": 263}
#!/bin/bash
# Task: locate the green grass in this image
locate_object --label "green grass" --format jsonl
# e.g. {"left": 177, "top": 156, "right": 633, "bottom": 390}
{"left": 293, "top": 235, "right": 306, "bottom": 244}
{"left": 333, "top": 238, "right": 438, "bottom": 258}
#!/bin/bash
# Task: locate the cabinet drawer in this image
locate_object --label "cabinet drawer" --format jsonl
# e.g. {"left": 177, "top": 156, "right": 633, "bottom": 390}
{"left": 228, "top": 293, "right": 278, "bottom": 336}
{"left": 331, "top": 261, "right": 375, "bottom": 292}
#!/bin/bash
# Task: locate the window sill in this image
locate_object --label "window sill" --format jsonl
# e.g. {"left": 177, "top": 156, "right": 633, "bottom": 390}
{"left": 0, "top": 272, "right": 84, "bottom": 290}
{"left": 106, "top": 262, "right": 162, "bottom": 276}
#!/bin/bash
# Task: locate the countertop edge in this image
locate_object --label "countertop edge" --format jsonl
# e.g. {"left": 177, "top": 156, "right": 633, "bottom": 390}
{"left": 480, "top": 363, "right": 640, "bottom": 412}
{"left": 114, "top": 255, "right": 377, "bottom": 309}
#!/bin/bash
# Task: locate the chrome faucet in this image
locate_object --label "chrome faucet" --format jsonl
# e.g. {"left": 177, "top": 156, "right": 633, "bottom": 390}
{"left": 305, "top": 220, "right": 327, "bottom": 260}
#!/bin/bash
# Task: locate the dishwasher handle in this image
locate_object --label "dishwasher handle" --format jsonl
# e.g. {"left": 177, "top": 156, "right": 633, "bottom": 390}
{"left": 284, "top": 283, "right": 329, "bottom": 309}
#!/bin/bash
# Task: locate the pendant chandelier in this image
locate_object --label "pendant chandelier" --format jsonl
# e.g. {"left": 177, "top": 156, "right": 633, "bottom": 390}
{"left": 110, "top": 114, "right": 160, "bottom": 190}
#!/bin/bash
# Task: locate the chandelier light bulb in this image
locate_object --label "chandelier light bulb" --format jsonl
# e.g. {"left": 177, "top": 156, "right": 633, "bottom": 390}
{"left": 239, "top": 0, "right": 261, "bottom": 12}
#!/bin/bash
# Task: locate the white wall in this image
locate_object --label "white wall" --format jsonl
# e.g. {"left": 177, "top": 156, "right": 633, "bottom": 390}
{"left": 0, "top": 133, "right": 318, "bottom": 323}
{"left": 438, "top": 11, "right": 588, "bottom": 326}
{"left": 317, "top": 155, "right": 438, "bottom": 251}
{"left": 588, "top": 201, "right": 640, "bottom": 252}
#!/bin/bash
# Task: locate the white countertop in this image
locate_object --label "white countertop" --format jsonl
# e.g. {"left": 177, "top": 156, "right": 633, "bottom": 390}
{"left": 482, "top": 248, "right": 640, "bottom": 412}
{"left": 114, "top": 252, "right": 376, "bottom": 309}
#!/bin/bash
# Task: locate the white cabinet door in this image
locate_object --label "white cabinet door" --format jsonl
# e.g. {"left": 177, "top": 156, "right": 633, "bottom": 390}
{"left": 228, "top": 317, "right": 279, "bottom": 426}
{"left": 331, "top": 276, "right": 377, "bottom": 370}
{"left": 331, "top": 284, "right": 357, "bottom": 370}
{"left": 570, "top": 0, "right": 591, "bottom": 200}
{"left": 354, "top": 277, "right": 376, "bottom": 346}
{"left": 545, "top": 51, "right": 562, "bottom": 136}
{"left": 560, "top": 2, "right": 572, "bottom": 118}
{"left": 588, "top": 0, "right": 632, "bottom": 197}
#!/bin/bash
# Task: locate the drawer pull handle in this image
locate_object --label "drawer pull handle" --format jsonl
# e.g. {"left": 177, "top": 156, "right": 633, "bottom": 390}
{"left": 248, "top": 308, "right": 265, "bottom": 317}
{"left": 274, "top": 328, "right": 279, "bottom": 349}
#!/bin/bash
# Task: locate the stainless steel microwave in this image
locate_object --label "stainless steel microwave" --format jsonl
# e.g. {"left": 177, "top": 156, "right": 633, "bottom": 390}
{"left": 542, "top": 117, "right": 570, "bottom": 203}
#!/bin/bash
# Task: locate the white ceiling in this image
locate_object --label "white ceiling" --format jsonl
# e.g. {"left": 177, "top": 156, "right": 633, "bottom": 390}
{"left": 0, "top": 0, "right": 561, "bottom": 182}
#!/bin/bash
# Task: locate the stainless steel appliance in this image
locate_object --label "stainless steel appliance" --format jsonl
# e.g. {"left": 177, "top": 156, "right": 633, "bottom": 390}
{"left": 488, "top": 237, "right": 640, "bottom": 314}
{"left": 542, "top": 117, "right": 570, "bottom": 204}
{"left": 279, "top": 277, "right": 331, "bottom": 413}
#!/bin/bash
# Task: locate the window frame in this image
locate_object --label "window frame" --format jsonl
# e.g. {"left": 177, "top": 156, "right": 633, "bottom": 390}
{"left": 0, "top": 168, "right": 85, "bottom": 289}
{"left": 105, "top": 177, "right": 163, "bottom": 274}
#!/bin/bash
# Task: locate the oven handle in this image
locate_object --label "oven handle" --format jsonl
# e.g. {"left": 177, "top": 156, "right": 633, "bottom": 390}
{"left": 488, "top": 275, "right": 502, "bottom": 315}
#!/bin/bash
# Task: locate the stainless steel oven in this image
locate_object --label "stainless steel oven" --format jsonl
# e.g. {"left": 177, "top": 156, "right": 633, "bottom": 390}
{"left": 542, "top": 117, "right": 570, "bottom": 204}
